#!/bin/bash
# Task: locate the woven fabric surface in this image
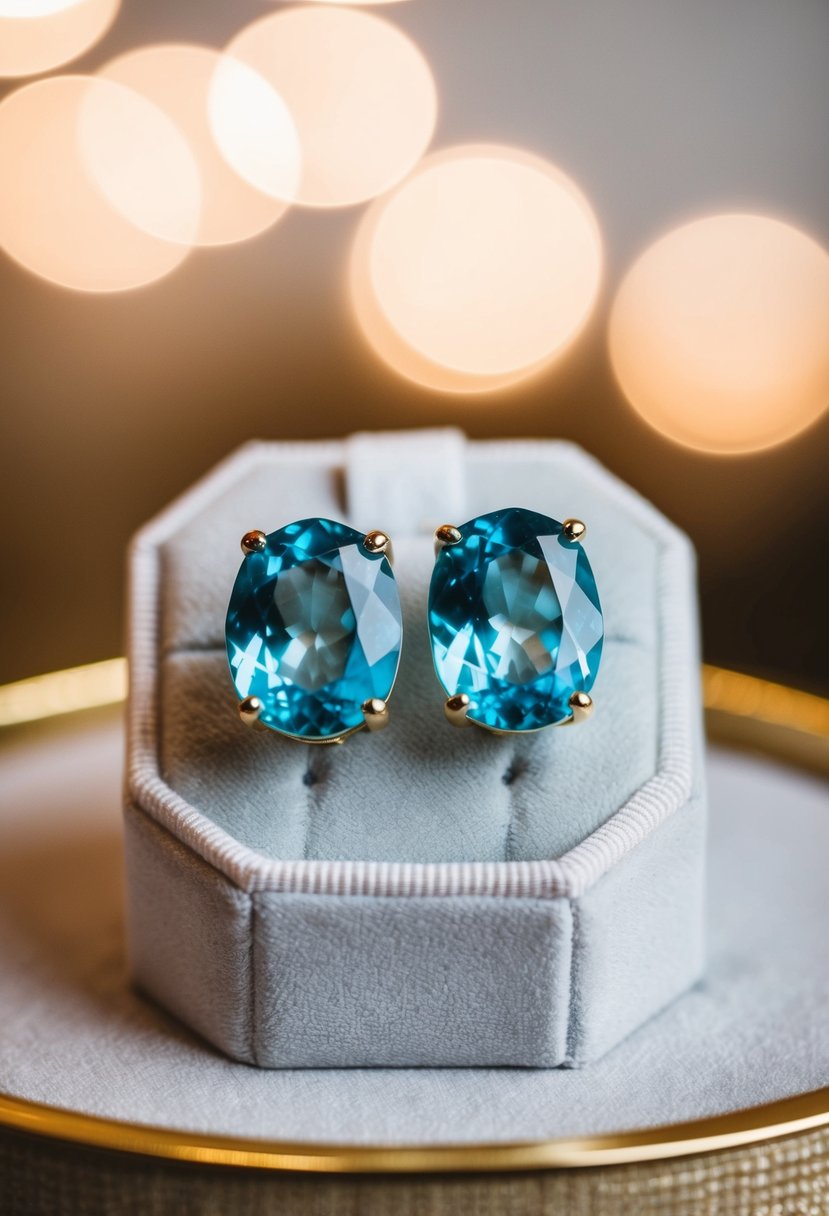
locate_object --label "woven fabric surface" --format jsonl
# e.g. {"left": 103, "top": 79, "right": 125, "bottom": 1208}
{"left": 2, "top": 1125, "right": 827, "bottom": 1216}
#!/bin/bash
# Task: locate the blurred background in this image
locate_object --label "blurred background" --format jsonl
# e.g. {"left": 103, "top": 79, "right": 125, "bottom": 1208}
{"left": 1, "top": 0, "right": 827, "bottom": 693}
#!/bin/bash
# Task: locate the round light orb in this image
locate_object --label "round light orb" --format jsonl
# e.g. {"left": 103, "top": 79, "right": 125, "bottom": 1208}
{"left": 0, "top": 0, "right": 119, "bottom": 78}
{"left": 609, "top": 214, "right": 829, "bottom": 454}
{"left": 350, "top": 144, "right": 603, "bottom": 393}
{"left": 99, "top": 45, "right": 299, "bottom": 247}
{"left": 220, "top": 5, "right": 436, "bottom": 208}
{"left": 0, "top": 0, "right": 87, "bottom": 14}
{"left": 207, "top": 51, "right": 301, "bottom": 212}
{"left": 0, "top": 76, "right": 199, "bottom": 292}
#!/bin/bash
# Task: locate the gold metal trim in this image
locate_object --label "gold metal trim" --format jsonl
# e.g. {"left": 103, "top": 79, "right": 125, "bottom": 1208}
{"left": 0, "top": 657, "right": 127, "bottom": 729}
{"left": 0, "top": 1088, "right": 828, "bottom": 1173}
{"left": 0, "top": 659, "right": 827, "bottom": 1171}
{"left": 2, "top": 657, "right": 826, "bottom": 768}
{"left": 702, "top": 664, "right": 829, "bottom": 776}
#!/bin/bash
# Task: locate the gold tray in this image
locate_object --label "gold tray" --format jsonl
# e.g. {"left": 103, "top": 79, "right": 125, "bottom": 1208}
{"left": 0, "top": 661, "right": 827, "bottom": 1174}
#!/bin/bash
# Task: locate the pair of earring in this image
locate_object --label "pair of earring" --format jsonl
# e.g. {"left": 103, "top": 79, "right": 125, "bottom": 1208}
{"left": 225, "top": 508, "right": 603, "bottom": 745}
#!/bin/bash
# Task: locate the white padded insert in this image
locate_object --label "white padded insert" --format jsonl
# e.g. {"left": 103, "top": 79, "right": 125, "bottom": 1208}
{"left": 157, "top": 433, "right": 661, "bottom": 863}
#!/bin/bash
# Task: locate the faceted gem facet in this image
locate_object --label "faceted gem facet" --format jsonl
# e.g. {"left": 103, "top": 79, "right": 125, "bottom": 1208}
{"left": 428, "top": 508, "right": 603, "bottom": 731}
{"left": 225, "top": 518, "right": 402, "bottom": 740}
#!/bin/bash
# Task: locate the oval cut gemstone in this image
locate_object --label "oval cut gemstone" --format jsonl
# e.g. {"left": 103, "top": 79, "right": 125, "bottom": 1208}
{"left": 225, "top": 518, "right": 402, "bottom": 740}
{"left": 428, "top": 508, "right": 603, "bottom": 731}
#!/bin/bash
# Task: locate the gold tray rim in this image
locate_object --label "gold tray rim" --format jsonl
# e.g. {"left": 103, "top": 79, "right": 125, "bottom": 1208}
{"left": 1, "top": 1087, "right": 828, "bottom": 1173}
{"left": 0, "top": 661, "right": 827, "bottom": 1173}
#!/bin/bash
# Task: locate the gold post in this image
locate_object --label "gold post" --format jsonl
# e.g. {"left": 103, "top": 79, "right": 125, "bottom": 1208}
{"left": 562, "top": 519, "right": 586, "bottom": 543}
{"left": 363, "top": 530, "right": 393, "bottom": 565}
{"left": 239, "top": 695, "right": 266, "bottom": 730}
{"left": 567, "top": 691, "right": 593, "bottom": 724}
{"left": 434, "top": 524, "right": 462, "bottom": 557}
{"left": 444, "top": 693, "right": 473, "bottom": 727}
{"left": 241, "top": 530, "right": 267, "bottom": 555}
{"left": 362, "top": 697, "right": 390, "bottom": 732}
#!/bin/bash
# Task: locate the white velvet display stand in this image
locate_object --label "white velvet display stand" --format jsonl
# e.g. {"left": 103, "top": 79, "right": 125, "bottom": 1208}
{"left": 3, "top": 706, "right": 828, "bottom": 1151}
{"left": 124, "top": 429, "right": 705, "bottom": 1068}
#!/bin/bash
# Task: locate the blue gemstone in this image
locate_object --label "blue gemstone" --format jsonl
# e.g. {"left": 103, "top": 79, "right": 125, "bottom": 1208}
{"left": 428, "top": 508, "right": 603, "bottom": 731}
{"left": 225, "top": 518, "right": 402, "bottom": 740}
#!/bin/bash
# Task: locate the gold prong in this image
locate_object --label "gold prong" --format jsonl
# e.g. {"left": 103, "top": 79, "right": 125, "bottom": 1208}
{"left": 568, "top": 691, "right": 593, "bottom": 724}
{"left": 562, "top": 519, "right": 586, "bottom": 543}
{"left": 241, "top": 530, "right": 267, "bottom": 555}
{"left": 434, "top": 524, "right": 462, "bottom": 556}
{"left": 363, "top": 530, "right": 393, "bottom": 564}
{"left": 361, "top": 697, "right": 390, "bottom": 732}
{"left": 239, "top": 695, "right": 266, "bottom": 730}
{"left": 444, "top": 692, "right": 473, "bottom": 728}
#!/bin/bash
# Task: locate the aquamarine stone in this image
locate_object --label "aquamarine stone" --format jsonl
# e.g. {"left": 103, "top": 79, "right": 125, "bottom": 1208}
{"left": 225, "top": 518, "right": 402, "bottom": 740}
{"left": 428, "top": 508, "right": 603, "bottom": 731}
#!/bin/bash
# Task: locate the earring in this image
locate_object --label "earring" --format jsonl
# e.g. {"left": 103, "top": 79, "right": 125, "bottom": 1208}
{"left": 225, "top": 518, "right": 402, "bottom": 744}
{"left": 428, "top": 508, "right": 603, "bottom": 733}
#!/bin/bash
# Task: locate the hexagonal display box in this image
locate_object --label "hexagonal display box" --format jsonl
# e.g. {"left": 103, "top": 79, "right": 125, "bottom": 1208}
{"left": 124, "top": 430, "right": 705, "bottom": 1067}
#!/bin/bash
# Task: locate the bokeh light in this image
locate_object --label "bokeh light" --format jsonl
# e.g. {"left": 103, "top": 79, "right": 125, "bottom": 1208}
{"left": 0, "top": 0, "right": 89, "bottom": 14}
{"left": 99, "top": 45, "right": 299, "bottom": 247}
{"left": 0, "top": 76, "right": 198, "bottom": 292}
{"left": 0, "top": 0, "right": 119, "bottom": 78}
{"left": 350, "top": 144, "right": 603, "bottom": 393}
{"left": 207, "top": 51, "right": 301, "bottom": 211}
{"left": 609, "top": 214, "right": 829, "bottom": 454}
{"left": 221, "top": 5, "right": 436, "bottom": 208}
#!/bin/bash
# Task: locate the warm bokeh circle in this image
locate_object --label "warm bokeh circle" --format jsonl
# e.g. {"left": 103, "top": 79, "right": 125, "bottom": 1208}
{"left": 99, "top": 44, "right": 300, "bottom": 248}
{"left": 609, "top": 213, "right": 829, "bottom": 454}
{"left": 221, "top": 5, "right": 437, "bottom": 209}
{"left": 0, "top": 76, "right": 199, "bottom": 292}
{"left": 0, "top": 0, "right": 120, "bottom": 78}
{"left": 350, "top": 144, "right": 603, "bottom": 393}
